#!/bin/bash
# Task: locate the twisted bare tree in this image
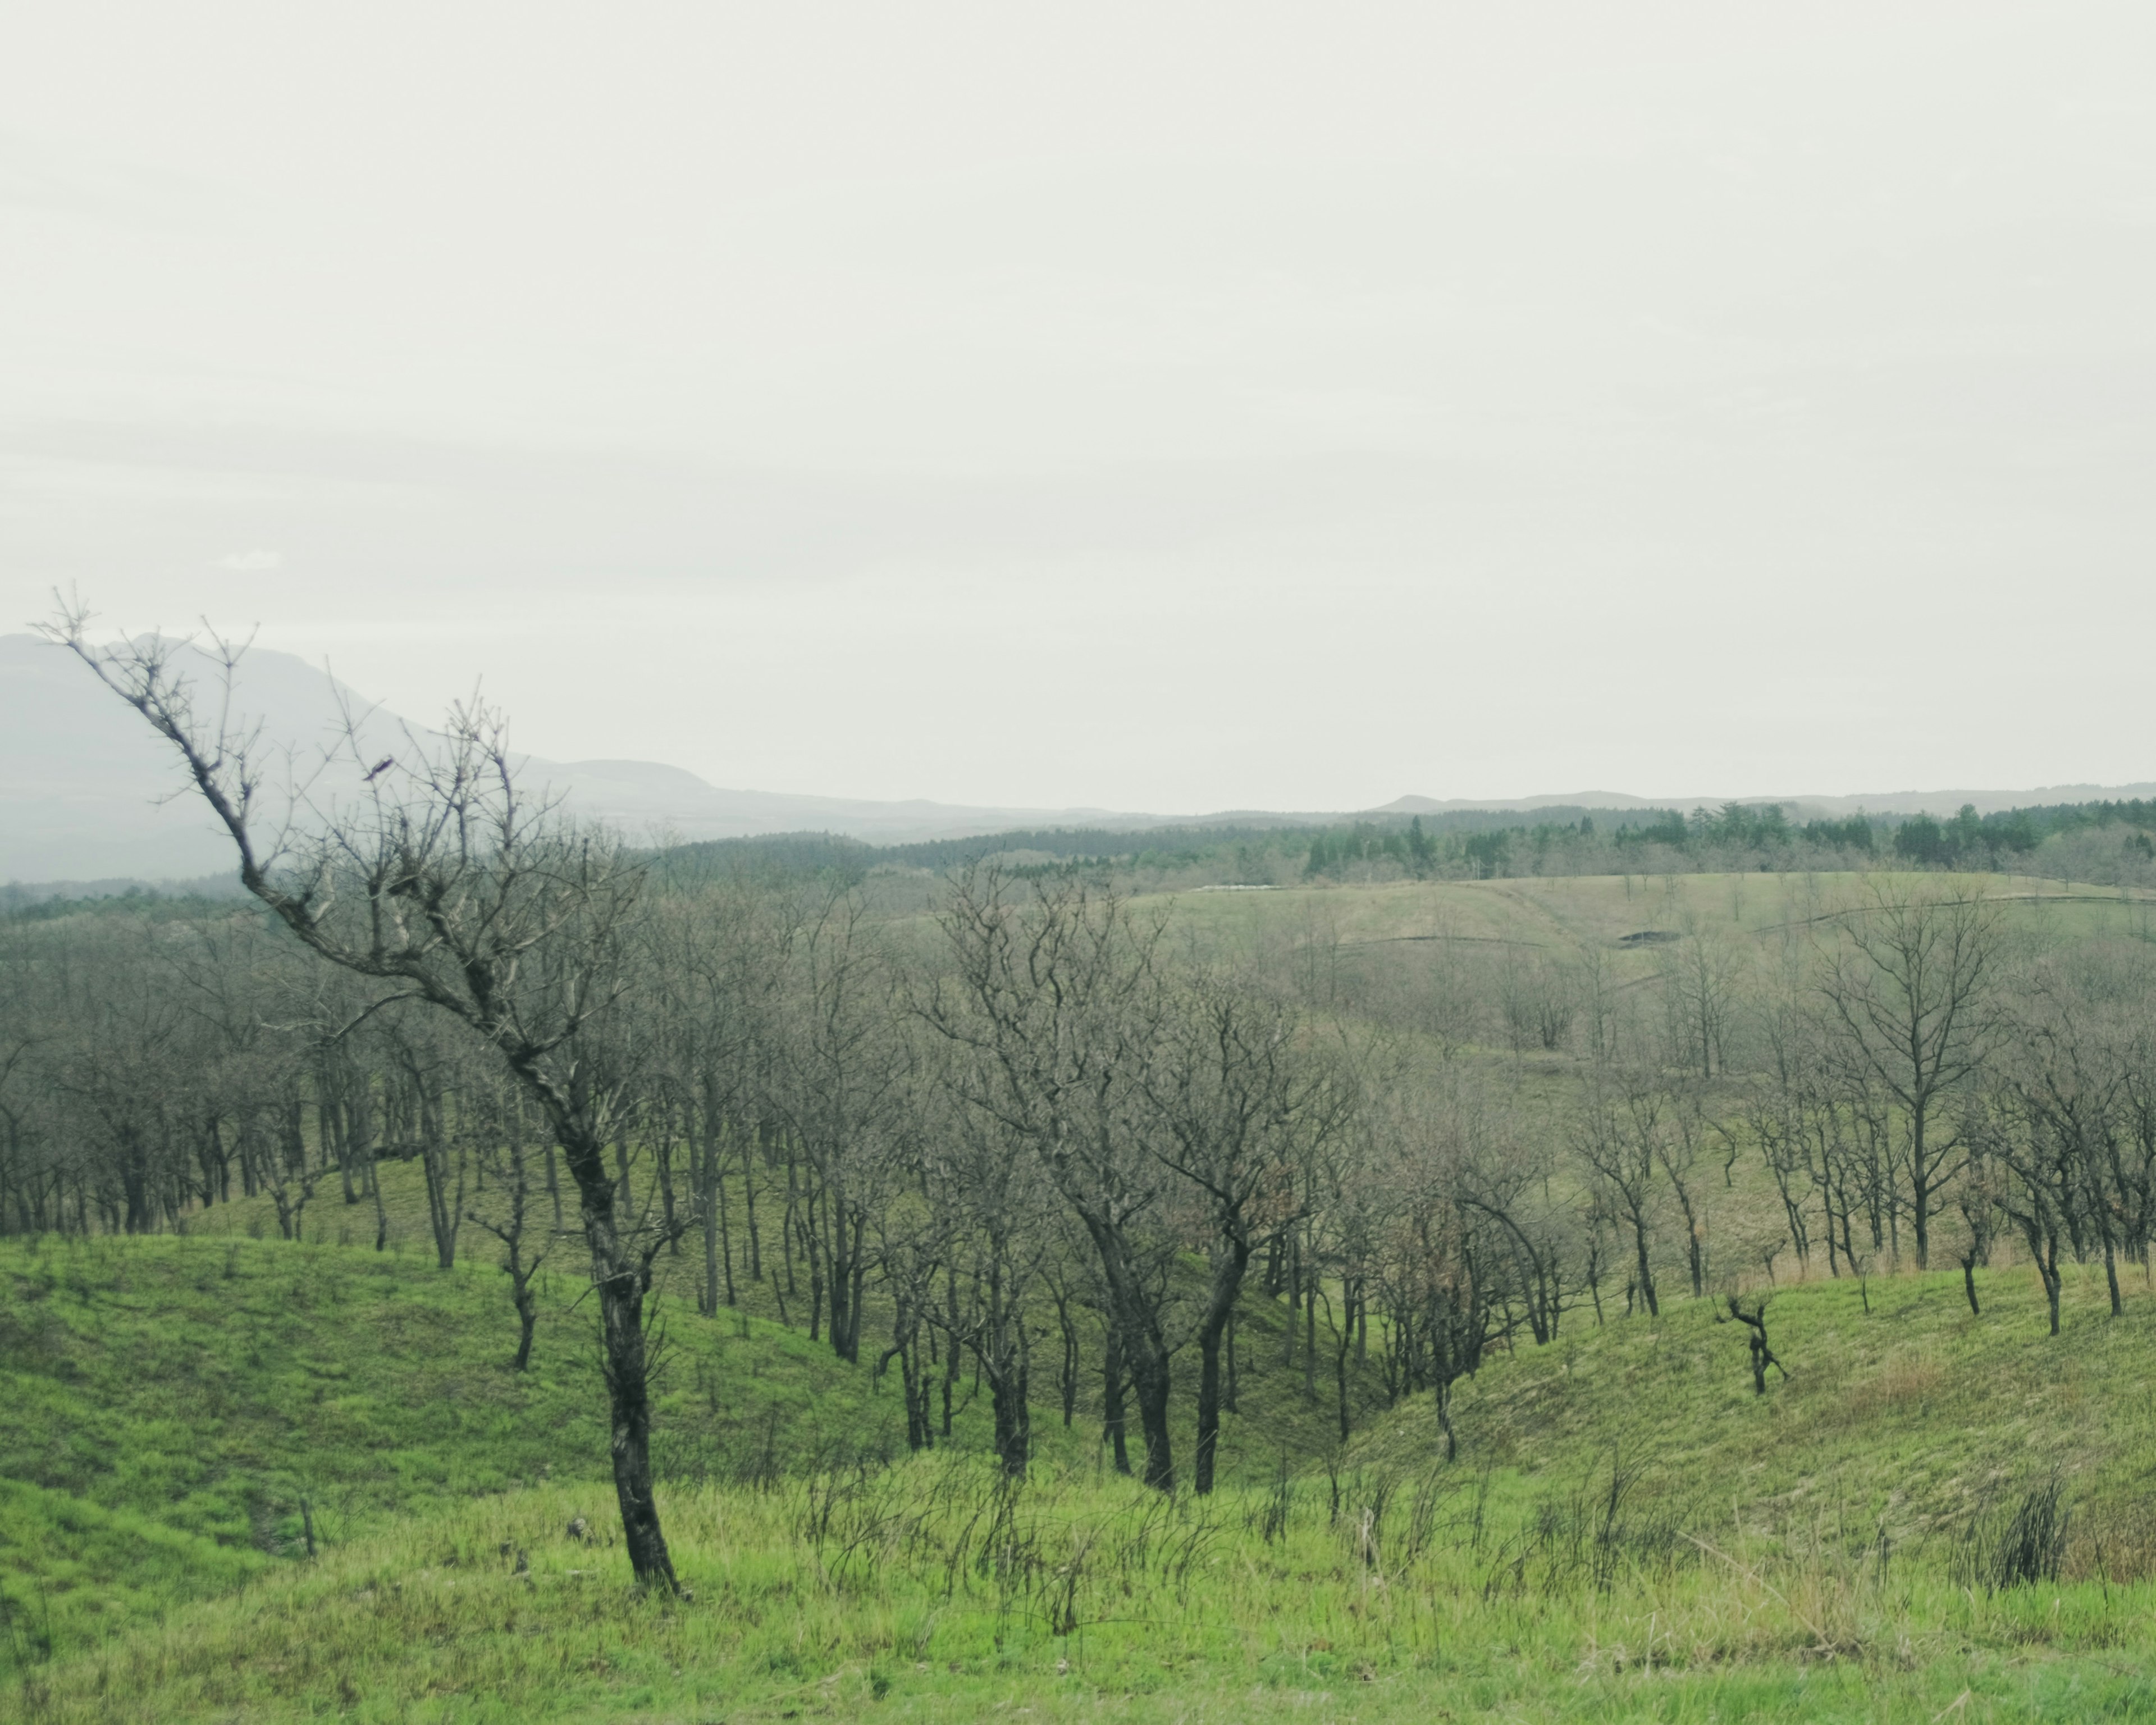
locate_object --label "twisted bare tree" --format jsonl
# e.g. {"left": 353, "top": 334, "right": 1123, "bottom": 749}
{"left": 45, "top": 604, "right": 682, "bottom": 1592}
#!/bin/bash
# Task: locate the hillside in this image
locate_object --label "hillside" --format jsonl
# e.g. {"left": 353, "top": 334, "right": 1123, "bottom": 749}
{"left": 0, "top": 1234, "right": 901, "bottom": 1671}
{"left": 0, "top": 1219, "right": 1372, "bottom": 1683}
{"left": 8, "top": 1238, "right": 2156, "bottom": 1721}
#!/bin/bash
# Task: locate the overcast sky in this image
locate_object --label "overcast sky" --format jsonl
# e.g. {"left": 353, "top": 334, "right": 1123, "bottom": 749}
{"left": 4, "top": 4, "right": 2152, "bottom": 813}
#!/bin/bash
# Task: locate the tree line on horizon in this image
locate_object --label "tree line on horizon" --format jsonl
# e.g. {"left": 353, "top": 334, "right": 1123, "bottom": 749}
{"left": 636, "top": 796, "right": 2156, "bottom": 893}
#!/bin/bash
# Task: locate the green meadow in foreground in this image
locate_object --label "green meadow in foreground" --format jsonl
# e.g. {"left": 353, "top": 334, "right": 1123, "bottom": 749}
{"left": 9, "top": 1229, "right": 2156, "bottom": 1721}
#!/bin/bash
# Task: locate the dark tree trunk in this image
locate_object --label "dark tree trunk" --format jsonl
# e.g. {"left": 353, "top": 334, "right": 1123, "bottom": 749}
{"left": 535, "top": 1090, "right": 678, "bottom": 1594}
{"left": 1632, "top": 1220, "right": 1659, "bottom": 1318}
{"left": 595, "top": 1265, "right": 674, "bottom": 1589}
{"left": 1282, "top": 1233, "right": 1299, "bottom": 1367}
{"left": 1102, "top": 1328, "right": 1130, "bottom": 1475}
{"left": 695, "top": 1116, "right": 721, "bottom": 1317}
{"left": 1129, "top": 1339, "right": 1175, "bottom": 1491}
{"left": 989, "top": 1349, "right": 1030, "bottom": 1478}
{"left": 1334, "top": 1298, "right": 1353, "bottom": 1444}
{"left": 714, "top": 1126, "right": 735, "bottom": 1307}
{"left": 513, "top": 1275, "right": 538, "bottom": 1371}
{"left": 743, "top": 1140, "right": 762, "bottom": 1281}
{"left": 1303, "top": 1264, "right": 1318, "bottom": 1399}
{"left": 1193, "top": 1235, "right": 1250, "bottom": 1496}
{"left": 1909, "top": 1110, "right": 1933, "bottom": 1271}
{"left": 655, "top": 1130, "right": 678, "bottom": 1252}
{"left": 803, "top": 1196, "right": 825, "bottom": 1342}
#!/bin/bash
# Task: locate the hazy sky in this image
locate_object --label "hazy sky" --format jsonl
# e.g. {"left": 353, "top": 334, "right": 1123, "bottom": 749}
{"left": 4, "top": 4, "right": 2153, "bottom": 813}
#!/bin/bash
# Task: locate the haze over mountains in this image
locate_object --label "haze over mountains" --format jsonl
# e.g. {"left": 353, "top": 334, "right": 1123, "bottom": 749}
{"left": 4, "top": 632, "right": 2151, "bottom": 888}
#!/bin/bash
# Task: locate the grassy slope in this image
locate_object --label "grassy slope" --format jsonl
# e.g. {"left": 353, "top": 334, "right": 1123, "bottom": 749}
{"left": 0, "top": 1221, "right": 1364, "bottom": 1679}
{"left": 1161, "top": 868, "right": 2156, "bottom": 1063}
{"left": 0, "top": 1233, "right": 903, "bottom": 1669}
{"left": 1373, "top": 1257, "right": 2156, "bottom": 1572}
{"left": 12, "top": 1254, "right": 2156, "bottom": 1722}
{"left": 177, "top": 1158, "right": 1388, "bottom": 1476}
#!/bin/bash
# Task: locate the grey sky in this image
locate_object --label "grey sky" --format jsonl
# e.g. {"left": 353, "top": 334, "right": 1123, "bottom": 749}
{"left": 4, "top": 4, "right": 2152, "bottom": 812}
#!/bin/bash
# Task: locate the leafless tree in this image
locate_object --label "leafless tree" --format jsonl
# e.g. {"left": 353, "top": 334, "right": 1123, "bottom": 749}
{"left": 1665, "top": 923, "right": 1746, "bottom": 1080}
{"left": 465, "top": 1078, "right": 556, "bottom": 1370}
{"left": 769, "top": 886, "right": 914, "bottom": 1363}
{"left": 1139, "top": 968, "right": 1348, "bottom": 1491}
{"left": 925, "top": 867, "right": 1184, "bottom": 1490}
{"left": 647, "top": 872, "right": 790, "bottom": 1317}
{"left": 49, "top": 609, "right": 684, "bottom": 1591}
{"left": 1574, "top": 1046, "right": 1670, "bottom": 1318}
{"left": 916, "top": 1092, "right": 1053, "bottom": 1477}
{"left": 1819, "top": 881, "right": 2002, "bottom": 1270}
{"left": 1368, "top": 1150, "right": 1491, "bottom": 1462}
{"left": 1656, "top": 1084, "right": 1711, "bottom": 1300}
{"left": 1717, "top": 1295, "right": 1788, "bottom": 1395}
{"left": 1994, "top": 955, "right": 2136, "bottom": 1321}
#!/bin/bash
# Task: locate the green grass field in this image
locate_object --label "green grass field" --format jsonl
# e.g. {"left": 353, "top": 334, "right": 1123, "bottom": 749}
{"left": 9, "top": 1227, "right": 2156, "bottom": 1721}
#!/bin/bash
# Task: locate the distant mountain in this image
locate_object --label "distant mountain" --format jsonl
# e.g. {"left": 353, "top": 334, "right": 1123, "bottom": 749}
{"left": 1373, "top": 792, "right": 1662, "bottom": 815}
{"left": 533, "top": 755, "right": 1172, "bottom": 847}
{"left": 1756, "top": 786, "right": 2156, "bottom": 818}
{"left": 0, "top": 635, "right": 1170, "bottom": 883}
{"left": 7, "top": 632, "right": 2151, "bottom": 887}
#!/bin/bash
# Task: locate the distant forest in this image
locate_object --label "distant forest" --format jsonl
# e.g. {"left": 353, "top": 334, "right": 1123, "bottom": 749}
{"left": 653, "top": 797, "right": 2156, "bottom": 893}
{"left": 13, "top": 798, "right": 2155, "bottom": 919}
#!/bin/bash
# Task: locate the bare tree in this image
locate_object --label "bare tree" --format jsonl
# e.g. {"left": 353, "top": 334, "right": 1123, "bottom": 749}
{"left": 1368, "top": 1152, "right": 1491, "bottom": 1462}
{"left": 1717, "top": 1296, "right": 1788, "bottom": 1395}
{"left": 49, "top": 916, "right": 194, "bottom": 1235}
{"left": 1657, "top": 1082, "right": 1712, "bottom": 1300}
{"left": 1139, "top": 969, "right": 1347, "bottom": 1493}
{"left": 1819, "top": 881, "right": 2002, "bottom": 1270}
{"left": 1995, "top": 957, "right": 2133, "bottom": 1321}
{"left": 0, "top": 951, "right": 45, "bottom": 1232}
{"left": 868, "top": 1172, "right": 948, "bottom": 1455}
{"left": 465, "top": 1076, "right": 556, "bottom": 1370}
{"left": 769, "top": 886, "right": 913, "bottom": 1363}
{"left": 378, "top": 1008, "right": 471, "bottom": 1270}
{"left": 646, "top": 870, "right": 790, "bottom": 1318}
{"left": 1955, "top": 1134, "right": 2007, "bottom": 1316}
{"left": 917, "top": 1094, "right": 1052, "bottom": 1477}
{"left": 926, "top": 867, "right": 1184, "bottom": 1490}
{"left": 1665, "top": 923, "right": 1746, "bottom": 1080}
{"left": 1575, "top": 1052, "right": 1668, "bottom": 1318}
{"left": 1984, "top": 1088, "right": 2076, "bottom": 1336}
{"left": 49, "top": 611, "right": 684, "bottom": 1591}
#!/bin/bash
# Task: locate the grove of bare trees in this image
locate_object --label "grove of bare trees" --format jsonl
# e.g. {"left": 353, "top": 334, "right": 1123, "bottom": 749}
{"left": 11, "top": 620, "right": 2156, "bottom": 1584}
